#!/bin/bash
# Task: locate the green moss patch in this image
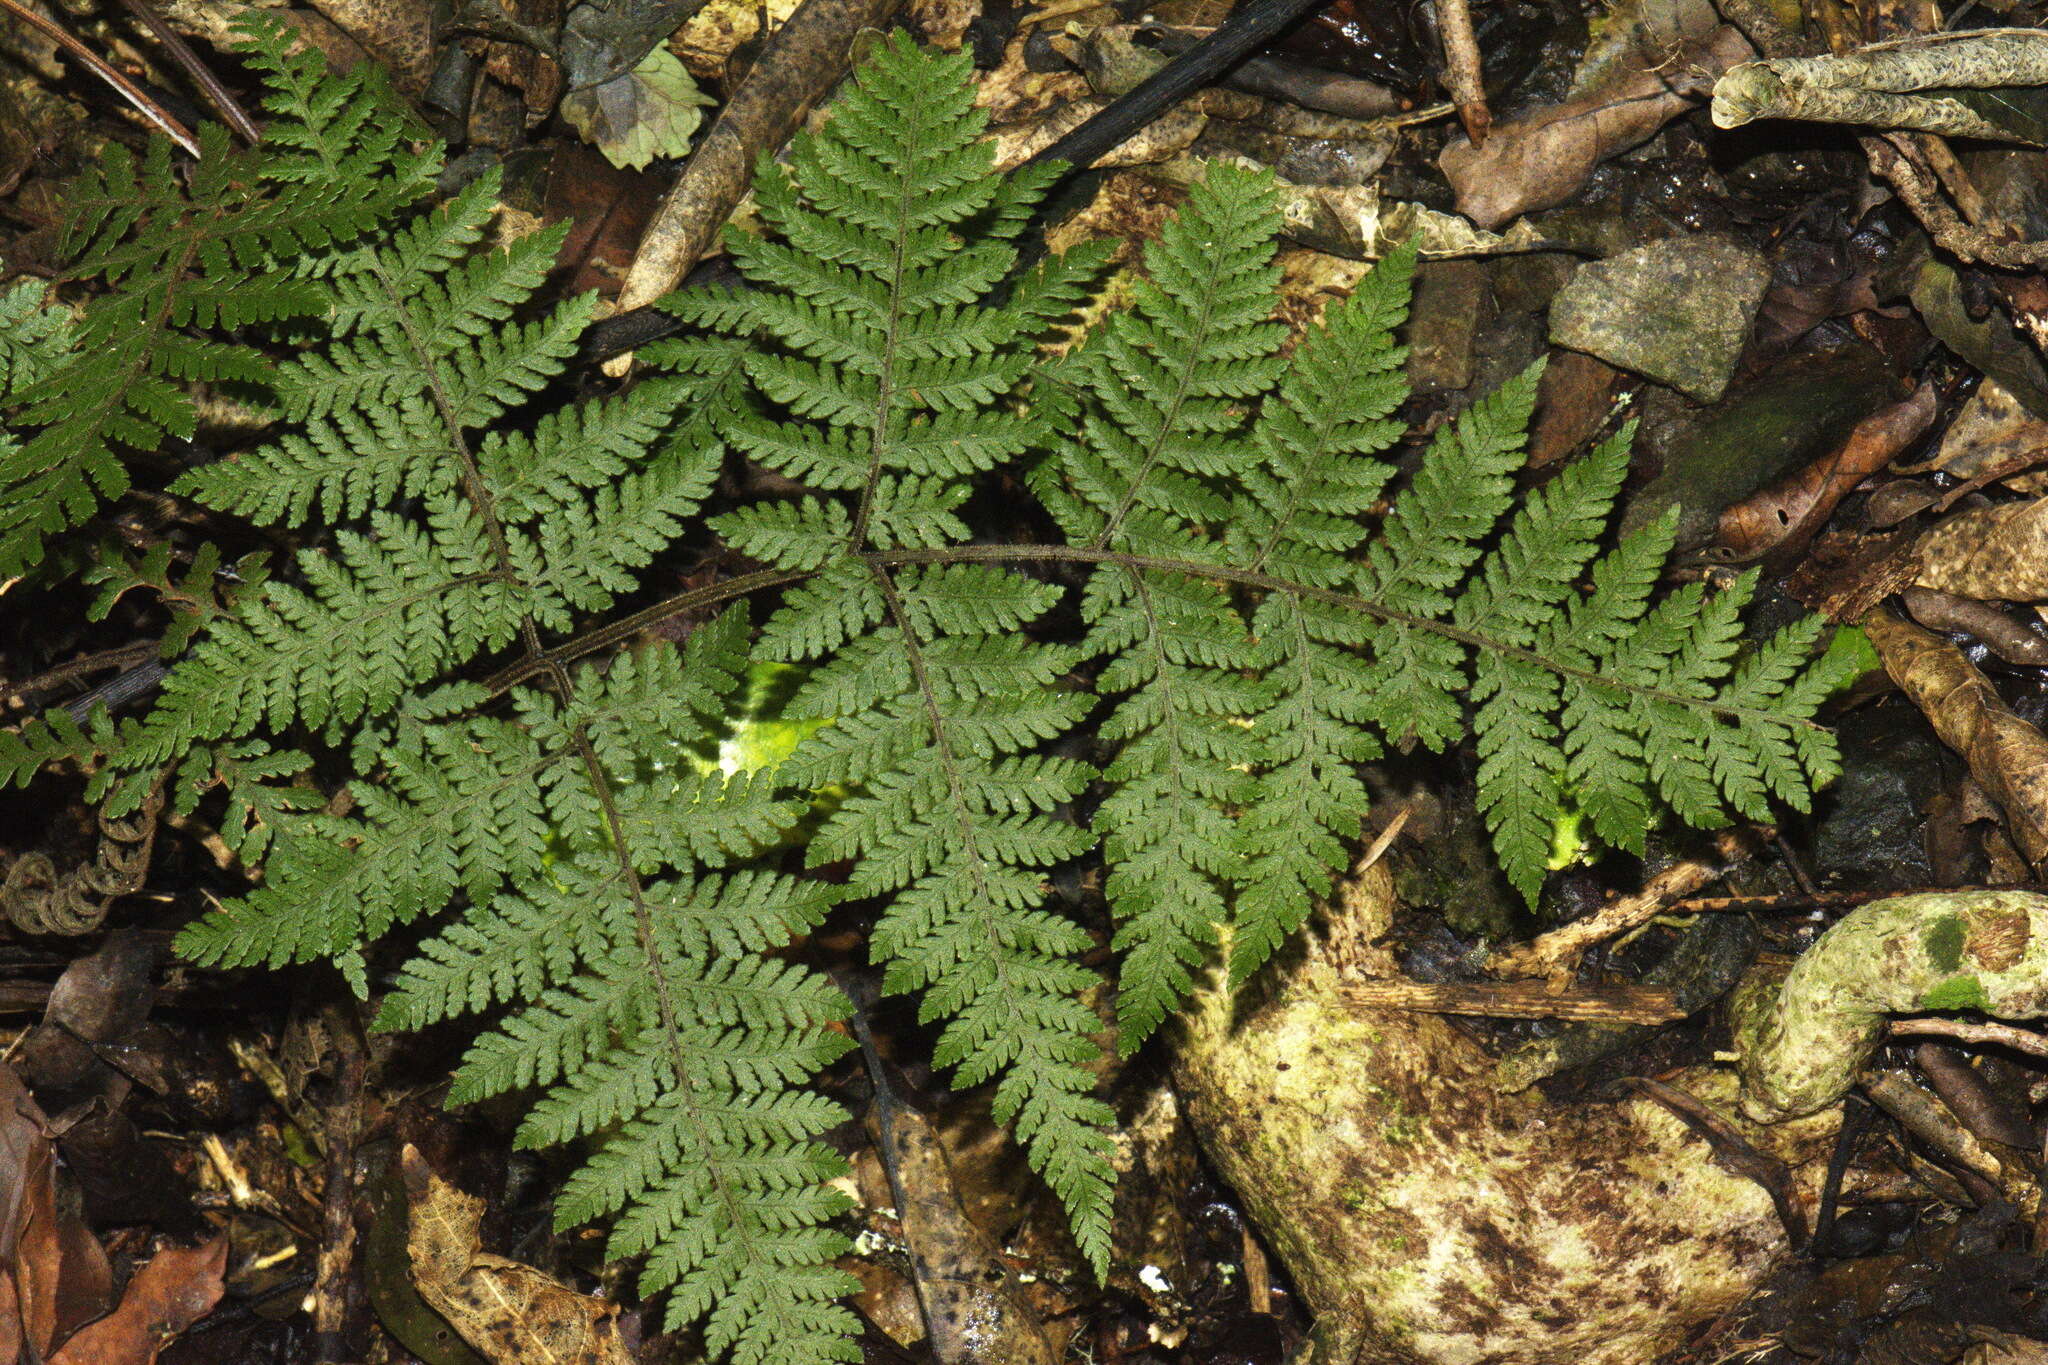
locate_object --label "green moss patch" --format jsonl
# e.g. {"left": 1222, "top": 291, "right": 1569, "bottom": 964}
{"left": 1922, "top": 914, "right": 1967, "bottom": 974}
{"left": 1919, "top": 973, "right": 1990, "bottom": 1011}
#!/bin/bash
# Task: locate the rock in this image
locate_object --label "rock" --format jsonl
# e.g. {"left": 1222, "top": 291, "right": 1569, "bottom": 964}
{"left": 1171, "top": 862, "right": 1841, "bottom": 1365}
{"left": 1549, "top": 235, "right": 1770, "bottom": 402}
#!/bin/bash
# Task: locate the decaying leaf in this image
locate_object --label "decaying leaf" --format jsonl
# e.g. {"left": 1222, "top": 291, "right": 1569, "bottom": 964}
{"left": 1715, "top": 384, "right": 1937, "bottom": 562}
{"left": 46, "top": 1239, "right": 226, "bottom": 1365}
{"left": 1863, "top": 611, "right": 2048, "bottom": 868}
{"left": 1153, "top": 155, "right": 1548, "bottom": 259}
{"left": 401, "top": 1147, "right": 634, "bottom": 1365}
{"left": 1440, "top": 25, "right": 1752, "bottom": 228}
{"left": 0, "top": 1066, "right": 112, "bottom": 1365}
{"left": 863, "top": 1094, "right": 1060, "bottom": 1365}
{"left": 560, "top": 45, "right": 713, "bottom": 170}
{"left": 1919, "top": 378, "right": 2048, "bottom": 495}
{"left": 1713, "top": 29, "right": 2048, "bottom": 142}
{"left": 1915, "top": 496, "right": 2048, "bottom": 601}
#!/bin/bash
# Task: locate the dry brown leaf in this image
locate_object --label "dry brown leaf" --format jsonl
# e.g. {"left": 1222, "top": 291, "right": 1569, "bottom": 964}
{"left": 1715, "top": 383, "right": 1936, "bottom": 562}
{"left": 401, "top": 1146, "right": 634, "bottom": 1365}
{"left": 47, "top": 1240, "right": 226, "bottom": 1365}
{"left": 1920, "top": 378, "right": 2048, "bottom": 494}
{"left": 1438, "top": 25, "right": 1752, "bottom": 228}
{"left": 0, "top": 1067, "right": 112, "bottom": 1365}
{"left": 1863, "top": 611, "right": 2048, "bottom": 868}
{"left": 1915, "top": 495, "right": 2048, "bottom": 600}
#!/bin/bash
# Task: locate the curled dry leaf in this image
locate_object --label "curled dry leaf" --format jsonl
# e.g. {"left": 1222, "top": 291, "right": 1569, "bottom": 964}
{"left": 1715, "top": 383, "right": 1937, "bottom": 562}
{"left": 47, "top": 1239, "right": 227, "bottom": 1365}
{"left": 1901, "top": 587, "right": 2048, "bottom": 666}
{"left": 400, "top": 1147, "right": 634, "bottom": 1365}
{"left": 1863, "top": 479, "right": 1946, "bottom": 528}
{"left": 864, "top": 1096, "right": 1060, "bottom": 1365}
{"left": 1915, "top": 495, "right": 2048, "bottom": 601}
{"left": 1439, "top": 25, "right": 1752, "bottom": 228}
{"left": 1862, "top": 611, "right": 2048, "bottom": 868}
{"left": 1712, "top": 29, "right": 2048, "bottom": 143}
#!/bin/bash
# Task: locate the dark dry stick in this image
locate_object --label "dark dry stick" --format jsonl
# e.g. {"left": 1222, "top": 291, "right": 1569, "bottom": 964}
{"left": 1023, "top": 0, "right": 1339, "bottom": 172}
{"left": 1863, "top": 132, "right": 2048, "bottom": 266}
{"left": 118, "top": 0, "right": 261, "bottom": 143}
{"left": 313, "top": 1010, "right": 368, "bottom": 1365}
{"left": 0, "top": 0, "right": 198, "bottom": 154}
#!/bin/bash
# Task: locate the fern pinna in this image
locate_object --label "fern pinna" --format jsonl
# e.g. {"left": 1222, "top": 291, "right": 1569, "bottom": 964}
{"left": 0, "top": 24, "right": 1854, "bottom": 1365}
{"left": 0, "top": 39, "right": 432, "bottom": 580}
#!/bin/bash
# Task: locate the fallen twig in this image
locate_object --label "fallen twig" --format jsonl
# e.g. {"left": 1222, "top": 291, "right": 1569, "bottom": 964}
{"left": 1340, "top": 978, "right": 1682, "bottom": 1023}
{"left": 118, "top": 0, "right": 260, "bottom": 143}
{"left": 1434, "top": 0, "right": 1490, "bottom": 145}
{"left": 609, "top": 0, "right": 907, "bottom": 343}
{"left": 1894, "top": 1016, "right": 2048, "bottom": 1062}
{"left": 1022, "top": 0, "right": 1343, "bottom": 173}
{"left": 0, "top": 0, "right": 198, "bottom": 155}
{"left": 1486, "top": 829, "right": 1757, "bottom": 981}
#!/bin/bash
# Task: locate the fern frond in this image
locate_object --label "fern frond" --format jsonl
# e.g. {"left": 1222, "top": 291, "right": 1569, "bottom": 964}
{"left": 3, "top": 33, "right": 1864, "bottom": 1363}
{"left": 122, "top": 504, "right": 526, "bottom": 764}
{"left": 376, "top": 607, "right": 859, "bottom": 1363}
{"left": 84, "top": 540, "right": 269, "bottom": 657}
{"left": 1226, "top": 250, "right": 1411, "bottom": 985}
{"left": 698, "top": 32, "right": 1120, "bottom": 1273}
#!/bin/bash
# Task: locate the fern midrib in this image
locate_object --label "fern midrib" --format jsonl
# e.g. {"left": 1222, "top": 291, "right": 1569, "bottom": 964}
{"left": 847, "top": 124, "right": 923, "bottom": 553}
{"left": 1087, "top": 288, "right": 1228, "bottom": 554}
{"left": 869, "top": 564, "right": 1023, "bottom": 980}
{"left": 1126, "top": 566, "right": 1214, "bottom": 869}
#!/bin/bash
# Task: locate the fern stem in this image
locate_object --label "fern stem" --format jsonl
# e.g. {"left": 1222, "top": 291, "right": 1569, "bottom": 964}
{"left": 491, "top": 546, "right": 1825, "bottom": 733}
{"left": 482, "top": 566, "right": 809, "bottom": 694}
{"left": 561, "top": 712, "right": 772, "bottom": 1276}
{"left": 868, "top": 564, "right": 1008, "bottom": 920}
{"left": 889, "top": 546, "right": 1827, "bottom": 731}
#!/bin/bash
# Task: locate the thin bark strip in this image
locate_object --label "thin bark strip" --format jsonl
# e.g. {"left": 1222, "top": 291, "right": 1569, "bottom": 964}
{"left": 1339, "top": 978, "right": 1682, "bottom": 1023}
{"left": 1435, "top": 0, "right": 1492, "bottom": 145}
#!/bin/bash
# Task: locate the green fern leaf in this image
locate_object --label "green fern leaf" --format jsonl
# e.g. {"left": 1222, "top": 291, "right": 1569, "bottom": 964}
{"left": 0, "top": 15, "right": 433, "bottom": 579}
